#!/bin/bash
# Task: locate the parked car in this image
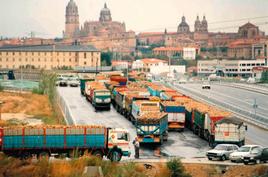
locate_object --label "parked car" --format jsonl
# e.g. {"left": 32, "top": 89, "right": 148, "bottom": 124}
{"left": 202, "top": 82, "right": 211, "bottom": 89}
{"left": 68, "top": 77, "right": 80, "bottom": 87}
{"left": 242, "top": 147, "right": 268, "bottom": 165}
{"left": 206, "top": 144, "right": 239, "bottom": 161}
{"left": 58, "top": 77, "right": 68, "bottom": 87}
{"left": 230, "top": 145, "right": 263, "bottom": 162}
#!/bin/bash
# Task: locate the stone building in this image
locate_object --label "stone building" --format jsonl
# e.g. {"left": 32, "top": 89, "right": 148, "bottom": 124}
{"left": 0, "top": 45, "right": 100, "bottom": 70}
{"left": 63, "top": 1, "right": 136, "bottom": 53}
{"left": 238, "top": 22, "right": 264, "bottom": 39}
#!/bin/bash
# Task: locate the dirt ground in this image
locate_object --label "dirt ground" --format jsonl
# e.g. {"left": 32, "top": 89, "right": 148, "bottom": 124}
{"left": 136, "top": 163, "right": 268, "bottom": 177}
{"left": 0, "top": 91, "right": 54, "bottom": 125}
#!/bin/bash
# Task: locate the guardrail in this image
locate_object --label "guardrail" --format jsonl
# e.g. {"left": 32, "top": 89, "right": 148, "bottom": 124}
{"left": 214, "top": 82, "right": 268, "bottom": 95}
{"left": 56, "top": 89, "right": 75, "bottom": 125}
{"left": 164, "top": 82, "right": 268, "bottom": 130}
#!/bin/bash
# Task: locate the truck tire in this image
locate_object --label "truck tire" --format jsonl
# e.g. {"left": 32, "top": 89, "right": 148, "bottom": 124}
{"left": 110, "top": 150, "right": 122, "bottom": 162}
{"left": 93, "top": 150, "right": 103, "bottom": 159}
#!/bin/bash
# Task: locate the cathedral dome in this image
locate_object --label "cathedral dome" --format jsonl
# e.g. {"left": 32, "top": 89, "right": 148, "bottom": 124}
{"left": 99, "top": 3, "right": 112, "bottom": 22}
{"left": 179, "top": 16, "right": 189, "bottom": 28}
{"left": 66, "top": 0, "right": 78, "bottom": 15}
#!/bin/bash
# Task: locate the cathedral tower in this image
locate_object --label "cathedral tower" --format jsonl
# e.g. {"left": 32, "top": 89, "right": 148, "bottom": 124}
{"left": 64, "top": 0, "right": 80, "bottom": 38}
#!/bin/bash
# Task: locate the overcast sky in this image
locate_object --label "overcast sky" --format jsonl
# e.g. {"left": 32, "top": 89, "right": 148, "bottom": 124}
{"left": 0, "top": 0, "right": 268, "bottom": 38}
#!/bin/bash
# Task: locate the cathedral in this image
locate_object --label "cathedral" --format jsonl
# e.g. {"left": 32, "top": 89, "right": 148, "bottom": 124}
{"left": 63, "top": 0, "right": 136, "bottom": 53}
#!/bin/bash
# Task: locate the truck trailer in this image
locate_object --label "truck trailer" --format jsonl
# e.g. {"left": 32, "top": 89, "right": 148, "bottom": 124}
{"left": 161, "top": 101, "right": 186, "bottom": 131}
{"left": 0, "top": 125, "right": 131, "bottom": 162}
{"left": 214, "top": 117, "right": 247, "bottom": 147}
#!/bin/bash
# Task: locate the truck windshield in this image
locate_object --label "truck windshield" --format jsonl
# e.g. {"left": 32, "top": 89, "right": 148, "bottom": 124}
{"left": 117, "top": 132, "right": 129, "bottom": 141}
{"left": 95, "top": 92, "right": 110, "bottom": 96}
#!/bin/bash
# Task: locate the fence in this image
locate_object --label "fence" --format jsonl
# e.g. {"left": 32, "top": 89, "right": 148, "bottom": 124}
{"left": 55, "top": 89, "right": 75, "bottom": 125}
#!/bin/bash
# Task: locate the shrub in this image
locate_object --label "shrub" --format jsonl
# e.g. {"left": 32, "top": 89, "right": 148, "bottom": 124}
{"left": 167, "top": 158, "right": 191, "bottom": 177}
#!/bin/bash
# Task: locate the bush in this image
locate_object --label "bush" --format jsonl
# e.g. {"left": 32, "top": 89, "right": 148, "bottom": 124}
{"left": 167, "top": 158, "right": 191, "bottom": 177}
{"left": 0, "top": 83, "right": 4, "bottom": 92}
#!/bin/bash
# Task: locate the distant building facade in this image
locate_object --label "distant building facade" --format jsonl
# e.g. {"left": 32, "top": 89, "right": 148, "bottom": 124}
{"left": 63, "top": 1, "right": 136, "bottom": 53}
{"left": 0, "top": 45, "right": 100, "bottom": 70}
{"left": 132, "top": 58, "right": 168, "bottom": 72}
{"left": 197, "top": 59, "right": 267, "bottom": 77}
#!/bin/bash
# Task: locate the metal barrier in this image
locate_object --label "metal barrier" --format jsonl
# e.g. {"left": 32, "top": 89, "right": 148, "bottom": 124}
{"left": 55, "top": 89, "right": 75, "bottom": 125}
{"left": 164, "top": 82, "right": 268, "bottom": 130}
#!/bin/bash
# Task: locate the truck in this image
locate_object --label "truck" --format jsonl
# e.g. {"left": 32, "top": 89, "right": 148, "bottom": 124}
{"left": 114, "top": 89, "right": 150, "bottom": 116}
{"left": 85, "top": 82, "right": 111, "bottom": 110}
{"left": 214, "top": 117, "right": 247, "bottom": 147}
{"left": 136, "top": 112, "right": 168, "bottom": 144}
{"left": 79, "top": 76, "right": 95, "bottom": 95}
{"left": 110, "top": 76, "right": 127, "bottom": 86}
{"left": 160, "top": 91, "right": 182, "bottom": 101}
{"left": 160, "top": 101, "right": 186, "bottom": 131}
{"left": 0, "top": 125, "right": 131, "bottom": 162}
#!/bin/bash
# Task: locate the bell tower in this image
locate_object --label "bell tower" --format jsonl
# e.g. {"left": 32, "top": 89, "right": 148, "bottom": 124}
{"left": 64, "top": 0, "right": 80, "bottom": 38}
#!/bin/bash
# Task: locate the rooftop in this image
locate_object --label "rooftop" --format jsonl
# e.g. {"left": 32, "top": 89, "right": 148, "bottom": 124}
{"left": 139, "top": 58, "right": 168, "bottom": 64}
{"left": 0, "top": 45, "right": 99, "bottom": 52}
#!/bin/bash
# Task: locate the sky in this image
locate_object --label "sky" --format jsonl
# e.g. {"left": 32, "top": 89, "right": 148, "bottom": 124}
{"left": 0, "top": 0, "right": 268, "bottom": 38}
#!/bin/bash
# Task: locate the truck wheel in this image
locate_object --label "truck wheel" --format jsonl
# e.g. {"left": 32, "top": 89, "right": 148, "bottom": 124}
{"left": 221, "top": 155, "right": 226, "bottom": 161}
{"left": 110, "top": 151, "right": 122, "bottom": 162}
{"left": 93, "top": 151, "right": 103, "bottom": 159}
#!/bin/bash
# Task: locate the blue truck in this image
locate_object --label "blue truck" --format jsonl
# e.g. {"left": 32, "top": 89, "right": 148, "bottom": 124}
{"left": 0, "top": 126, "right": 131, "bottom": 162}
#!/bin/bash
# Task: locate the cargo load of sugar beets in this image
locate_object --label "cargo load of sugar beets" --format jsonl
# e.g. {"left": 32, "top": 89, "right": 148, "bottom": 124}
{"left": 0, "top": 125, "right": 131, "bottom": 162}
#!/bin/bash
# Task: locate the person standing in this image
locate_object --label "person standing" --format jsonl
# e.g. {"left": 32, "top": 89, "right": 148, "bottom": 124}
{"left": 133, "top": 137, "right": 140, "bottom": 159}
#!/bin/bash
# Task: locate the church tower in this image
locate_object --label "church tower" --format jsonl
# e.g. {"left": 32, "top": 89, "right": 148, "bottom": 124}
{"left": 99, "top": 3, "right": 112, "bottom": 22}
{"left": 194, "top": 15, "right": 202, "bottom": 32}
{"left": 64, "top": 0, "right": 80, "bottom": 38}
{"left": 201, "top": 16, "right": 208, "bottom": 32}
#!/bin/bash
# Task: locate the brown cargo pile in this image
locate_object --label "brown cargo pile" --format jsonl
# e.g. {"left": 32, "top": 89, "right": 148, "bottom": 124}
{"left": 161, "top": 101, "right": 183, "bottom": 107}
{"left": 87, "top": 81, "right": 107, "bottom": 90}
{"left": 138, "top": 112, "right": 167, "bottom": 124}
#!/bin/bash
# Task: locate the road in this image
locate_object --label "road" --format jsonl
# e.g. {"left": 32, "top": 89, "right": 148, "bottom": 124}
{"left": 57, "top": 87, "right": 210, "bottom": 160}
{"left": 171, "top": 83, "right": 268, "bottom": 147}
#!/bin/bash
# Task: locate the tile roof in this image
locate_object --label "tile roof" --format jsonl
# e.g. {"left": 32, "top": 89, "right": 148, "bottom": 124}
{"left": 140, "top": 58, "right": 168, "bottom": 64}
{"left": 0, "top": 44, "right": 99, "bottom": 52}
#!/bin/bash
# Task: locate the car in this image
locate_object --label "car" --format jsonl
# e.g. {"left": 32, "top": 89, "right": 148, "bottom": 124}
{"left": 58, "top": 77, "right": 68, "bottom": 87}
{"left": 68, "top": 77, "right": 80, "bottom": 87}
{"left": 202, "top": 82, "right": 211, "bottom": 89}
{"left": 229, "top": 145, "right": 263, "bottom": 163}
{"left": 206, "top": 144, "right": 239, "bottom": 161}
{"left": 242, "top": 147, "right": 268, "bottom": 165}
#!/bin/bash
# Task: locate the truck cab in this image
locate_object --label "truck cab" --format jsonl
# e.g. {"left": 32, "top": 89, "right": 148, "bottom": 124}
{"left": 107, "top": 128, "right": 131, "bottom": 161}
{"left": 93, "top": 90, "right": 111, "bottom": 109}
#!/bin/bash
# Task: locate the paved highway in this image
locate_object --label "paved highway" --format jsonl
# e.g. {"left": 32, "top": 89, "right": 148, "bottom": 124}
{"left": 171, "top": 83, "right": 268, "bottom": 147}
{"left": 57, "top": 87, "right": 210, "bottom": 160}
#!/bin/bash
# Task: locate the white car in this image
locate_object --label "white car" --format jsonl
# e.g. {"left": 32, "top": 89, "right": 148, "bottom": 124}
{"left": 230, "top": 145, "right": 263, "bottom": 162}
{"left": 202, "top": 82, "right": 211, "bottom": 89}
{"left": 68, "top": 77, "right": 80, "bottom": 87}
{"left": 206, "top": 144, "right": 239, "bottom": 161}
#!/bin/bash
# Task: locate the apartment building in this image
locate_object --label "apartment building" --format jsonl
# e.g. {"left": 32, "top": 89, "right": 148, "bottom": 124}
{"left": 0, "top": 45, "right": 101, "bottom": 70}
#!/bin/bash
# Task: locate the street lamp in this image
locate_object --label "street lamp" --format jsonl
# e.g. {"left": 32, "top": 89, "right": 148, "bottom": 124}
{"left": 0, "top": 100, "right": 4, "bottom": 121}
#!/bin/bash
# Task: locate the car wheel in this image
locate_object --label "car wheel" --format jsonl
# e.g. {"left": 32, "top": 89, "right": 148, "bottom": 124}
{"left": 244, "top": 162, "right": 248, "bottom": 165}
{"left": 208, "top": 157, "right": 212, "bottom": 161}
{"left": 221, "top": 155, "right": 226, "bottom": 161}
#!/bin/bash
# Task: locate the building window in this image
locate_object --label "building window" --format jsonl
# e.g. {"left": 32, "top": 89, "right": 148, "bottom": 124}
{"left": 32, "top": 52, "right": 34, "bottom": 55}
{"left": 84, "top": 62, "right": 87, "bottom": 65}
{"left": 84, "top": 53, "right": 87, "bottom": 58}
{"left": 19, "top": 58, "right": 21, "bottom": 62}
{"left": 26, "top": 58, "right": 28, "bottom": 62}
{"left": 69, "top": 52, "right": 71, "bottom": 56}
{"left": 19, "top": 52, "right": 21, "bottom": 56}
{"left": 69, "top": 58, "right": 71, "bottom": 62}
{"left": 13, "top": 52, "right": 15, "bottom": 56}
{"left": 0, "top": 52, "right": 2, "bottom": 55}
{"left": 13, "top": 58, "right": 15, "bottom": 62}
{"left": 38, "top": 58, "right": 40, "bottom": 62}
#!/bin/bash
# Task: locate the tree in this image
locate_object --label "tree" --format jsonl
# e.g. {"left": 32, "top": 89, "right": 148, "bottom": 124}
{"left": 101, "top": 52, "right": 112, "bottom": 66}
{"left": 261, "top": 70, "right": 268, "bottom": 83}
{"left": 167, "top": 158, "right": 191, "bottom": 177}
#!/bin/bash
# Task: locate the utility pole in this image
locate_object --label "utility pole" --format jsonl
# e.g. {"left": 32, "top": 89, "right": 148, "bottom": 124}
{"left": 0, "top": 101, "right": 3, "bottom": 121}
{"left": 253, "top": 98, "right": 258, "bottom": 118}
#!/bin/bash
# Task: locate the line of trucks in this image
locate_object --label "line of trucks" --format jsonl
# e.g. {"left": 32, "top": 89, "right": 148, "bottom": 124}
{"left": 0, "top": 72, "right": 247, "bottom": 160}
{"left": 79, "top": 73, "right": 247, "bottom": 147}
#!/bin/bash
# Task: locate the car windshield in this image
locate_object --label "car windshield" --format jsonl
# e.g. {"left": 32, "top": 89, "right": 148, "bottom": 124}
{"left": 238, "top": 146, "right": 250, "bottom": 152}
{"left": 214, "top": 145, "right": 227, "bottom": 150}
